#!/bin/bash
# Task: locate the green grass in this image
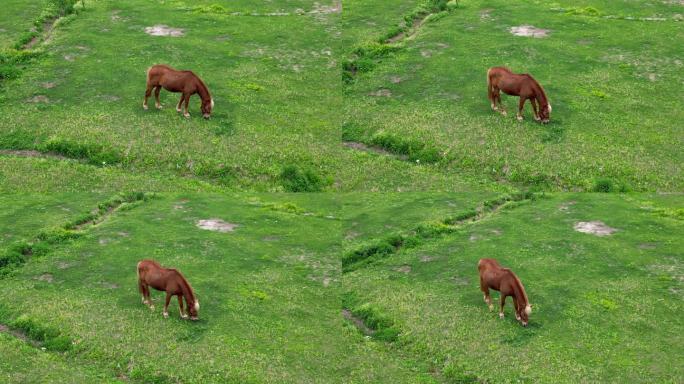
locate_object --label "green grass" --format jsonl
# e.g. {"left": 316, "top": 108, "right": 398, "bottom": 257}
{"left": 342, "top": 192, "right": 684, "bottom": 382}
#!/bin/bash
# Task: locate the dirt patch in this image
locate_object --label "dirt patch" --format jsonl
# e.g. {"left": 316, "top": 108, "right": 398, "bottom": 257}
{"left": 394, "top": 265, "right": 411, "bottom": 273}
{"left": 369, "top": 88, "right": 392, "bottom": 97}
{"left": 41, "top": 82, "right": 57, "bottom": 89}
{"left": 27, "top": 95, "right": 49, "bottom": 103}
{"left": 215, "top": 35, "right": 231, "bottom": 41}
{"left": 510, "top": 25, "right": 550, "bottom": 38}
{"left": 389, "top": 75, "right": 402, "bottom": 84}
{"left": 480, "top": 8, "right": 493, "bottom": 20}
{"left": 345, "top": 231, "right": 360, "bottom": 240}
{"left": 311, "top": 0, "right": 342, "bottom": 14}
{"left": 559, "top": 201, "right": 577, "bottom": 212}
{"left": 98, "top": 95, "right": 120, "bottom": 102}
{"left": 262, "top": 236, "right": 280, "bottom": 242}
{"left": 36, "top": 273, "right": 54, "bottom": 283}
{"left": 0, "top": 324, "right": 41, "bottom": 347}
{"left": 0, "top": 149, "right": 68, "bottom": 160}
{"left": 63, "top": 54, "right": 75, "bottom": 62}
{"left": 574, "top": 221, "right": 618, "bottom": 236}
{"left": 577, "top": 39, "right": 593, "bottom": 45}
{"left": 420, "top": 254, "right": 435, "bottom": 262}
{"left": 638, "top": 243, "right": 657, "bottom": 249}
{"left": 342, "top": 309, "right": 375, "bottom": 336}
{"left": 144, "top": 25, "right": 185, "bottom": 37}
{"left": 343, "top": 141, "right": 407, "bottom": 160}
{"left": 421, "top": 50, "right": 432, "bottom": 58}
{"left": 56, "top": 261, "right": 74, "bottom": 269}
{"left": 452, "top": 276, "right": 470, "bottom": 286}
{"left": 196, "top": 219, "right": 238, "bottom": 232}
{"left": 490, "top": 229, "right": 503, "bottom": 236}
{"left": 100, "top": 281, "right": 119, "bottom": 289}
{"left": 469, "top": 233, "right": 481, "bottom": 241}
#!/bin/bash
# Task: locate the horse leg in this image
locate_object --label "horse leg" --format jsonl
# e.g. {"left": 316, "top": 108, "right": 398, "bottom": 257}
{"left": 154, "top": 86, "right": 163, "bottom": 109}
{"left": 517, "top": 97, "right": 526, "bottom": 121}
{"left": 513, "top": 296, "right": 521, "bottom": 321}
{"left": 499, "top": 294, "right": 506, "bottom": 319}
{"left": 176, "top": 94, "right": 184, "bottom": 113}
{"left": 183, "top": 94, "right": 191, "bottom": 118}
{"left": 178, "top": 296, "right": 188, "bottom": 319}
{"left": 531, "top": 98, "right": 541, "bottom": 121}
{"left": 163, "top": 292, "right": 171, "bottom": 318}
{"left": 143, "top": 85, "right": 153, "bottom": 110}
{"left": 496, "top": 92, "right": 506, "bottom": 116}
{"left": 480, "top": 278, "right": 493, "bottom": 310}
{"left": 141, "top": 283, "right": 154, "bottom": 310}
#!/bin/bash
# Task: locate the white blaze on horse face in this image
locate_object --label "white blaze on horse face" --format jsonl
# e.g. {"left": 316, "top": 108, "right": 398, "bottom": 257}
{"left": 548, "top": 103, "right": 552, "bottom": 112}
{"left": 210, "top": 99, "right": 214, "bottom": 109}
{"left": 194, "top": 301, "right": 200, "bottom": 311}
{"left": 525, "top": 305, "right": 532, "bottom": 315}
{"left": 499, "top": 312, "right": 504, "bottom": 319}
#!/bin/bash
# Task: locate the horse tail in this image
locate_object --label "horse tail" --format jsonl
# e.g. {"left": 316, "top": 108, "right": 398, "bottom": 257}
{"left": 486, "top": 68, "right": 493, "bottom": 92}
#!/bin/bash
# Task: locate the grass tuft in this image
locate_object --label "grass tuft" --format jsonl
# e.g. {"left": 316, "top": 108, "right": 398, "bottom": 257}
{"left": 280, "top": 165, "right": 325, "bottom": 192}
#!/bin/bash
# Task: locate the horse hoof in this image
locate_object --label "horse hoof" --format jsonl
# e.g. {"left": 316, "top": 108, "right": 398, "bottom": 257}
{"left": 143, "top": 105, "right": 148, "bottom": 110}
{"left": 517, "top": 116, "right": 523, "bottom": 122}
{"left": 176, "top": 108, "right": 182, "bottom": 112}
{"left": 156, "top": 105, "right": 163, "bottom": 110}
{"left": 181, "top": 314, "right": 188, "bottom": 319}
{"left": 184, "top": 113, "right": 190, "bottom": 118}
{"left": 499, "top": 313, "right": 504, "bottom": 319}
{"left": 501, "top": 111, "right": 507, "bottom": 116}
{"left": 149, "top": 305, "right": 155, "bottom": 311}
{"left": 488, "top": 304, "right": 493, "bottom": 311}
{"left": 163, "top": 312, "right": 169, "bottom": 318}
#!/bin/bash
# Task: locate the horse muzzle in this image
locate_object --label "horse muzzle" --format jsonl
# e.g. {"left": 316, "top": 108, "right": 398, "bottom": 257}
{"left": 541, "top": 119, "right": 550, "bottom": 124}
{"left": 203, "top": 113, "right": 210, "bottom": 119}
{"left": 190, "top": 316, "right": 199, "bottom": 321}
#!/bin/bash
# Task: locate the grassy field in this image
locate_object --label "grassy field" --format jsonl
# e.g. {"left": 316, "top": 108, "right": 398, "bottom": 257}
{"left": 342, "top": 192, "right": 684, "bottom": 382}
{"left": 0, "top": 193, "right": 437, "bottom": 383}
{"left": 342, "top": 0, "right": 684, "bottom": 191}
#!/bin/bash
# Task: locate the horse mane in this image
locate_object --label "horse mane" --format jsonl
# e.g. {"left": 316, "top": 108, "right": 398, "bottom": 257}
{"left": 503, "top": 268, "right": 529, "bottom": 310}
{"left": 523, "top": 74, "right": 549, "bottom": 106}
{"left": 185, "top": 71, "right": 211, "bottom": 101}
{"left": 169, "top": 268, "right": 197, "bottom": 304}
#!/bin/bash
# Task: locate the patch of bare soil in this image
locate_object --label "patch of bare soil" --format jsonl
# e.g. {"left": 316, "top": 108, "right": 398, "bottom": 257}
{"left": 41, "top": 82, "right": 57, "bottom": 89}
{"left": 0, "top": 324, "right": 41, "bottom": 347}
{"left": 369, "top": 88, "right": 392, "bottom": 97}
{"left": 510, "top": 25, "right": 550, "bottom": 38}
{"left": 638, "top": 243, "right": 657, "bottom": 249}
{"left": 311, "top": 0, "right": 342, "bottom": 14}
{"left": 144, "top": 25, "right": 185, "bottom": 37}
{"left": 389, "top": 75, "right": 402, "bottom": 84}
{"left": 559, "top": 200, "right": 577, "bottom": 212}
{"left": 452, "top": 276, "right": 470, "bottom": 286}
{"left": 394, "top": 265, "right": 412, "bottom": 273}
{"left": 63, "top": 54, "right": 75, "bottom": 62}
{"left": 56, "top": 261, "right": 74, "bottom": 269}
{"left": 421, "top": 49, "right": 432, "bottom": 58}
{"left": 343, "top": 141, "right": 408, "bottom": 160}
{"left": 36, "top": 273, "right": 54, "bottom": 283}
{"left": 342, "top": 309, "right": 375, "bottom": 336}
{"left": 0, "top": 149, "right": 68, "bottom": 160}
{"left": 573, "top": 221, "right": 618, "bottom": 236}
{"left": 420, "top": 254, "right": 435, "bottom": 262}
{"left": 27, "top": 95, "right": 49, "bottom": 103}
{"left": 345, "top": 231, "right": 360, "bottom": 240}
{"left": 215, "top": 35, "right": 231, "bottom": 41}
{"left": 196, "top": 219, "right": 238, "bottom": 232}
{"left": 262, "top": 236, "right": 280, "bottom": 242}
{"left": 480, "top": 8, "right": 493, "bottom": 20}
{"left": 100, "top": 281, "right": 119, "bottom": 289}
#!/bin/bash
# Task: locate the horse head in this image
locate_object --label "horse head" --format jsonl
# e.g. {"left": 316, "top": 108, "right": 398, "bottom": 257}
{"left": 540, "top": 102, "right": 551, "bottom": 124}
{"left": 189, "top": 299, "right": 200, "bottom": 320}
{"left": 201, "top": 98, "right": 214, "bottom": 119}
{"left": 518, "top": 304, "right": 532, "bottom": 326}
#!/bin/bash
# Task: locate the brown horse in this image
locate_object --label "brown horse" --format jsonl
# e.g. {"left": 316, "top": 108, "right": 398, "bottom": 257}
{"left": 478, "top": 258, "right": 531, "bottom": 326}
{"left": 143, "top": 64, "right": 214, "bottom": 119}
{"left": 487, "top": 66, "right": 551, "bottom": 123}
{"left": 137, "top": 259, "right": 200, "bottom": 320}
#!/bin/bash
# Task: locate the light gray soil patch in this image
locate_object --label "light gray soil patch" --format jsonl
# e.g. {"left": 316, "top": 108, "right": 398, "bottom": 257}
{"left": 311, "top": 0, "right": 342, "bottom": 14}
{"left": 56, "top": 261, "right": 74, "bottom": 269}
{"left": 420, "top": 254, "right": 435, "bottom": 262}
{"left": 480, "top": 8, "right": 493, "bottom": 20}
{"left": 98, "top": 95, "right": 120, "bottom": 102}
{"left": 394, "top": 265, "right": 411, "bottom": 273}
{"left": 574, "top": 221, "right": 618, "bottom": 236}
{"left": 577, "top": 39, "right": 592, "bottom": 45}
{"left": 99, "top": 238, "right": 111, "bottom": 245}
{"left": 389, "top": 75, "right": 402, "bottom": 84}
{"left": 215, "top": 35, "right": 231, "bottom": 41}
{"left": 27, "top": 95, "right": 49, "bottom": 103}
{"left": 41, "top": 82, "right": 57, "bottom": 89}
{"left": 0, "top": 150, "right": 68, "bottom": 160}
{"left": 469, "top": 233, "right": 481, "bottom": 241}
{"left": 490, "top": 229, "right": 503, "bottom": 236}
{"left": 0, "top": 324, "right": 41, "bottom": 347}
{"left": 510, "top": 25, "right": 550, "bottom": 38}
{"left": 262, "top": 236, "right": 280, "bottom": 242}
{"left": 144, "top": 25, "right": 185, "bottom": 37}
{"left": 559, "top": 201, "right": 577, "bottom": 212}
{"left": 196, "top": 219, "right": 238, "bottom": 232}
{"left": 452, "top": 276, "right": 470, "bottom": 286}
{"left": 36, "top": 273, "right": 54, "bottom": 283}
{"left": 64, "top": 54, "right": 75, "bottom": 61}
{"left": 345, "top": 231, "right": 360, "bottom": 240}
{"left": 342, "top": 309, "right": 375, "bottom": 336}
{"left": 421, "top": 50, "right": 432, "bottom": 58}
{"left": 639, "top": 243, "right": 657, "bottom": 249}
{"left": 369, "top": 88, "right": 392, "bottom": 97}
{"left": 100, "top": 281, "right": 119, "bottom": 289}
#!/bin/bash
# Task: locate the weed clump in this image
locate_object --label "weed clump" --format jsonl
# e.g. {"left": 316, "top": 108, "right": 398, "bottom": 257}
{"left": 10, "top": 315, "right": 73, "bottom": 352}
{"left": 369, "top": 131, "right": 442, "bottom": 163}
{"left": 280, "top": 165, "right": 325, "bottom": 192}
{"left": 591, "top": 178, "right": 629, "bottom": 193}
{"left": 39, "top": 137, "right": 122, "bottom": 166}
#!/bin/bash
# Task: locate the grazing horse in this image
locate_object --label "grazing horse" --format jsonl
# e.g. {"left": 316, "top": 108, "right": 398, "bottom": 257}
{"left": 143, "top": 64, "right": 214, "bottom": 119}
{"left": 487, "top": 66, "right": 551, "bottom": 123}
{"left": 137, "top": 259, "right": 200, "bottom": 320}
{"left": 478, "top": 258, "right": 531, "bottom": 326}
